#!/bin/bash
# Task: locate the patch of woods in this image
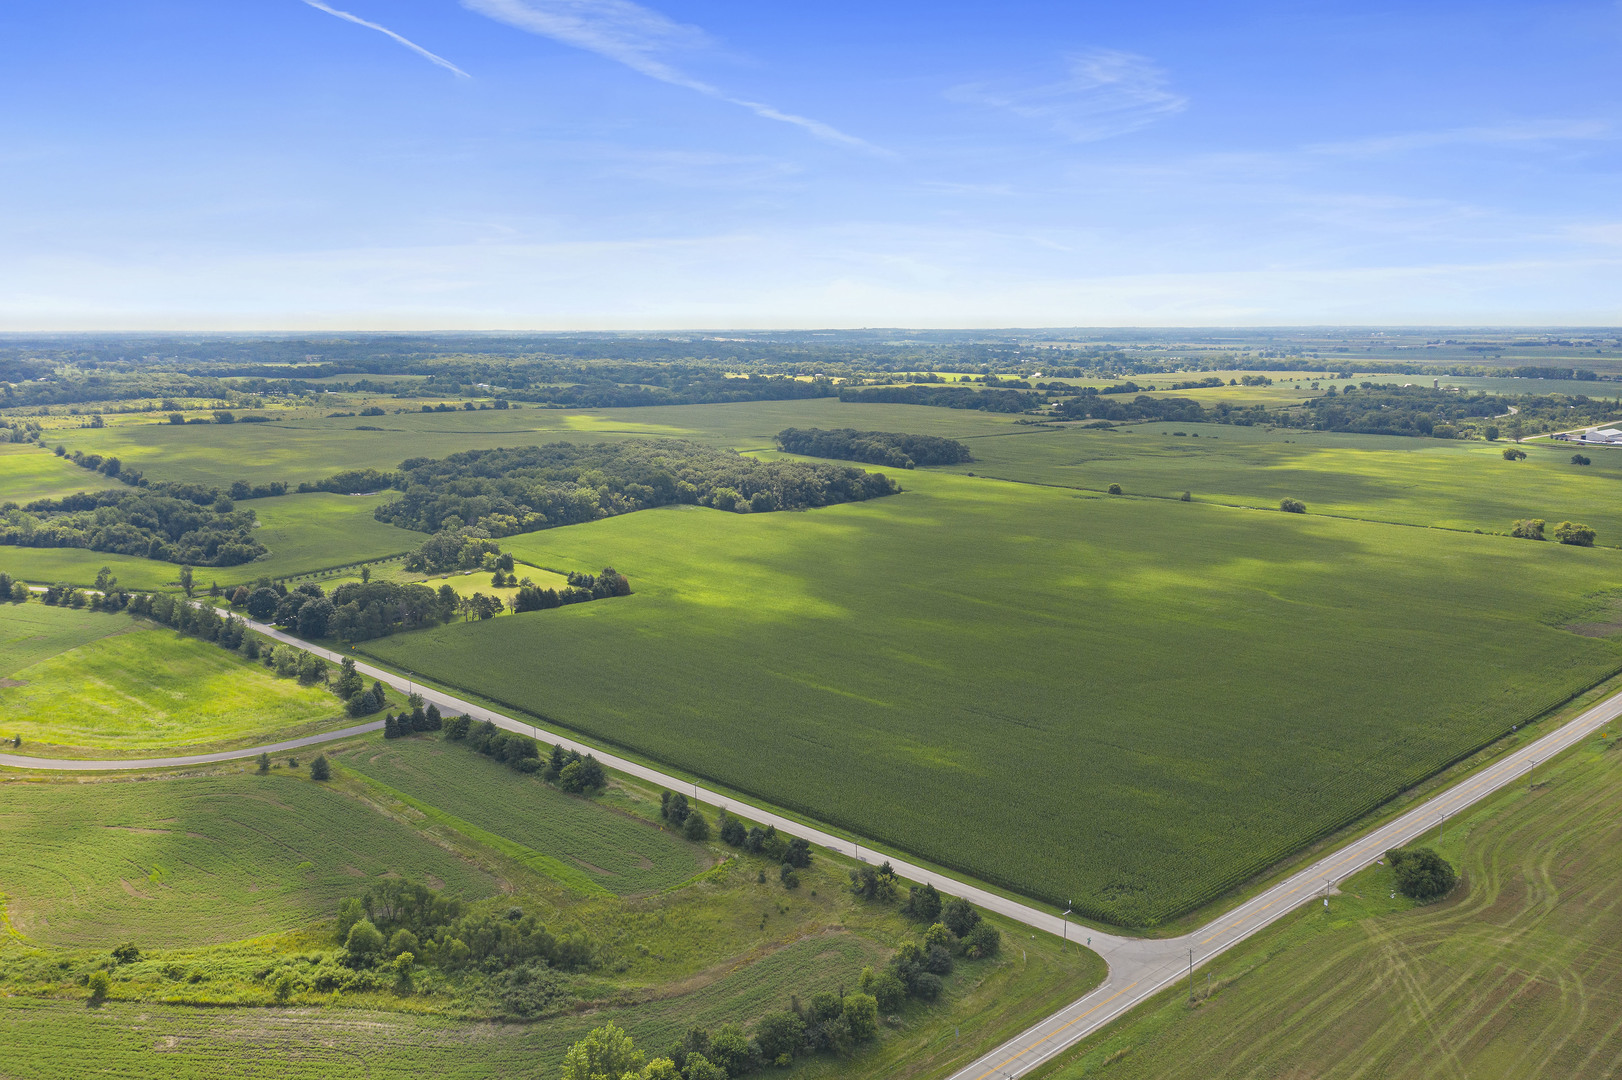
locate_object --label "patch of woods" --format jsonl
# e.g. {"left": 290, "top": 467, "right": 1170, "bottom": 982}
{"left": 0, "top": 486, "right": 266, "bottom": 566}
{"left": 1303, "top": 384, "right": 1622, "bottom": 439}
{"left": 226, "top": 555, "right": 627, "bottom": 643}
{"left": 1510, "top": 518, "right": 1596, "bottom": 546}
{"left": 340, "top": 440, "right": 898, "bottom": 537}
{"left": 441, "top": 716, "right": 611, "bottom": 794}
{"left": 775, "top": 427, "right": 971, "bottom": 469}
{"left": 1052, "top": 393, "right": 1269, "bottom": 425}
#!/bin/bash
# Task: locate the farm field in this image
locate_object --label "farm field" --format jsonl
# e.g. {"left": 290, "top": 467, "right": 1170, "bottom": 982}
{"left": 0, "top": 771, "right": 498, "bottom": 947}
{"left": 44, "top": 398, "right": 1026, "bottom": 488}
{"left": 0, "top": 443, "right": 120, "bottom": 504}
{"left": 0, "top": 599, "right": 135, "bottom": 670}
{"left": 335, "top": 738, "right": 703, "bottom": 896}
{"left": 944, "top": 422, "right": 1622, "bottom": 544}
{"left": 362, "top": 468, "right": 1622, "bottom": 926}
{"left": 0, "top": 605, "right": 352, "bottom": 755}
{"left": 1039, "top": 727, "right": 1622, "bottom": 1080}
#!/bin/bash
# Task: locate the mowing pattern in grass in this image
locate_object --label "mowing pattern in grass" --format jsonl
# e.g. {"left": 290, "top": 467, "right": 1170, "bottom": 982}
{"left": 0, "top": 774, "right": 496, "bottom": 948}
{"left": 1041, "top": 738, "right": 1622, "bottom": 1080}
{"left": 0, "top": 444, "right": 121, "bottom": 505}
{"left": 1, "top": 608, "right": 348, "bottom": 754}
{"left": 0, "top": 602, "right": 134, "bottom": 672}
{"left": 336, "top": 739, "right": 703, "bottom": 896}
{"left": 365, "top": 470, "right": 1622, "bottom": 925}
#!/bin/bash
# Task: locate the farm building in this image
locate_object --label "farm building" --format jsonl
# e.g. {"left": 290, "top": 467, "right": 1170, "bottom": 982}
{"left": 1580, "top": 428, "right": 1622, "bottom": 445}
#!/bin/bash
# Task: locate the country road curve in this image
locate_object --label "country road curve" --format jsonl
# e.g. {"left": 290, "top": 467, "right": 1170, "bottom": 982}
{"left": 6, "top": 607, "right": 1621, "bottom": 1080}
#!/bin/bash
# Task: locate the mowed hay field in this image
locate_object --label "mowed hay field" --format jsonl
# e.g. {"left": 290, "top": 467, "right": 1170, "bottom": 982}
{"left": 0, "top": 605, "right": 350, "bottom": 755}
{"left": 1040, "top": 734, "right": 1622, "bottom": 1080}
{"left": 0, "top": 772, "right": 497, "bottom": 947}
{"left": 0, "top": 443, "right": 121, "bottom": 504}
{"left": 365, "top": 469, "right": 1622, "bottom": 926}
{"left": 945, "top": 422, "right": 1622, "bottom": 543}
{"left": 336, "top": 739, "right": 703, "bottom": 896}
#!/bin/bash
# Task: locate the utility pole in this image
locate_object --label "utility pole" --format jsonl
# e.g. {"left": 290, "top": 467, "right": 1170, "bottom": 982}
{"left": 1187, "top": 948, "right": 1194, "bottom": 1003}
{"left": 1062, "top": 904, "right": 1072, "bottom": 948}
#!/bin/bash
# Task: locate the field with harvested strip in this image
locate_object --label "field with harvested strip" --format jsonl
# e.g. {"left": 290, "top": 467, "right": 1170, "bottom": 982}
{"left": 363, "top": 467, "right": 1622, "bottom": 926}
{"left": 0, "top": 771, "right": 498, "bottom": 947}
{"left": 335, "top": 738, "right": 704, "bottom": 896}
{"left": 1039, "top": 729, "right": 1622, "bottom": 1079}
{"left": 0, "top": 605, "right": 351, "bottom": 756}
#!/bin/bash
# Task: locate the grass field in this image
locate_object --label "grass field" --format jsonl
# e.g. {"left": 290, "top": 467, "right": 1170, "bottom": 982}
{"left": 0, "top": 771, "right": 498, "bottom": 947}
{"left": 1038, "top": 729, "right": 1622, "bottom": 1079}
{"left": 0, "top": 605, "right": 352, "bottom": 755}
{"left": 46, "top": 399, "right": 1025, "bottom": 487}
{"left": 0, "top": 600, "right": 135, "bottom": 670}
{"left": 335, "top": 739, "right": 703, "bottom": 896}
{"left": 0, "top": 443, "right": 120, "bottom": 504}
{"left": 947, "top": 422, "right": 1622, "bottom": 545}
{"left": 360, "top": 468, "right": 1622, "bottom": 926}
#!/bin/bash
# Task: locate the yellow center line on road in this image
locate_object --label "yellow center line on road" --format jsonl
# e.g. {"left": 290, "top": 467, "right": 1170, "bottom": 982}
{"left": 968, "top": 981, "right": 1142, "bottom": 1080}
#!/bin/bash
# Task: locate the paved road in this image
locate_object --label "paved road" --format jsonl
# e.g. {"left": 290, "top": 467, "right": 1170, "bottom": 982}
{"left": 7, "top": 609, "right": 1619, "bottom": 1079}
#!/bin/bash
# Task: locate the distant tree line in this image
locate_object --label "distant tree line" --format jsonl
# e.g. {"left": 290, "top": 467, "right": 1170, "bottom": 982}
{"left": 775, "top": 427, "right": 971, "bottom": 469}
{"left": 441, "top": 716, "right": 609, "bottom": 793}
{"left": 837, "top": 384, "right": 1043, "bottom": 413}
{"left": 358, "top": 440, "right": 899, "bottom": 537}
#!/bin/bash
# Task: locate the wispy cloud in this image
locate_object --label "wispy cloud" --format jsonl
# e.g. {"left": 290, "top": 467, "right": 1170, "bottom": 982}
{"left": 948, "top": 50, "right": 1187, "bottom": 142}
{"left": 302, "top": 0, "right": 471, "bottom": 78}
{"left": 461, "top": 0, "right": 884, "bottom": 153}
{"left": 1308, "top": 120, "right": 1611, "bottom": 157}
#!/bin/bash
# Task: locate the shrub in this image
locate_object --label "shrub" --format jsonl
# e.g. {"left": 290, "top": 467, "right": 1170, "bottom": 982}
{"left": 753, "top": 1011, "right": 806, "bottom": 1063}
{"left": 1511, "top": 518, "right": 1546, "bottom": 541}
{"left": 310, "top": 755, "right": 331, "bottom": 781}
{"left": 870, "top": 968, "right": 906, "bottom": 1013}
{"left": 1502, "top": 447, "right": 1527, "bottom": 461}
{"left": 1555, "top": 521, "right": 1596, "bottom": 547}
{"left": 902, "top": 882, "right": 943, "bottom": 923}
{"left": 1180, "top": 490, "right": 1192, "bottom": 501}
{"left": 963, "top": 921, "right": 1001, "bottom": 958}
{"left": 1572, "top": 453, "right": 1591, "bottom": 465}
{"left": 1279, "top": 498, "right": 1306, "bottom": 513}
{"left": 841, "top": 994, "right": 880, "bottom": 1041}
{"left": 683, "top": 811, "right": 711, "bottom": 842}
{"left": 940, "top": 898, "right": 981, "bottom": 938}
{"left": 1107, "top": 483, "right": 1123, "bottom": 495}
{"left": 87, "top": 970, "right": 112, "bottom": 1001}
{"left": 345, "top": 918, "right": 384, "bottom": 958}
{"left": 1386, "top": 846, "right": 1457, "bottom": 901}
{"left": 111, "top": 942, "right": 140, "bottom": 964}
{"left": 706, "top": 1024, "right": 761, "bottom": 1075}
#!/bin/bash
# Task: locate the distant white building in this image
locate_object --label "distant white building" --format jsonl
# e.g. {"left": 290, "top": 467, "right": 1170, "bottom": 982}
{"left": 1581, "top": 428, "right": 1622, "bottom": 445}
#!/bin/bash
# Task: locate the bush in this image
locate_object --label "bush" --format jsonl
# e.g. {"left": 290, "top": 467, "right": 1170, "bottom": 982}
{"left": 841, "top": 994, "right": 880, "bottom": 1041}
{"left": 1107, "top": 483, "right": 1123, "bottom": 495}
{"left": 111, "top": 942, "right": 140, "bottom": 964}
{"left": 706, "top": 1024, "right": 761, "bottom": 1076}
{"left": 940, "top": 898, "right": 981, "bottom": 938}
{"left": 444, "top": 714, "right": 472, "bottom": 740}
{"left": 718, "top": 809, "right": 747, "bottom": 847}
{"left": 1511, "top": 518, "right": 1546, "bottom": 540}
{"left": 1555, "top": 521, "right": 1596, "bottom": 547}
{"left": 1502, "top": 447, "right": 1527, "bottom": 461}
{"left": 1572, "top": 453, "right": 1591, "bottom": 465}
{"left": 902, "top": 882, "right": 942, "bottom": 923}
{"left": 1386, "top": 846, "right": 1457, "bottom": 901}
{"left": 87, "top": 970, "right": 112, "bottom": 1001}
{"left": 754, "top": 1011, "right": 806, "bottom": 1063}
{"left": 683, "top": 811, "right": 711, "bottom": 842}
{"left": 1279, "top": 498, "right": 1306, "bottom": 513}
{"left": 870, "top": 969, "right": 906, "bottom": 1013}
{"left": 310, "top": 755, "right": 331, "bottom": 781}
{"left": 345, "top": 918, "right": 384, "bottom": 958}
{"left": 963, "top": 921, "right": 1001, "bottom": 958}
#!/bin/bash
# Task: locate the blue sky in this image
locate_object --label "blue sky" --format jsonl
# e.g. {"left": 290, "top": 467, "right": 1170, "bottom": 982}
{"left": 3, "top": 1, "right": 1620, "bottom": 329}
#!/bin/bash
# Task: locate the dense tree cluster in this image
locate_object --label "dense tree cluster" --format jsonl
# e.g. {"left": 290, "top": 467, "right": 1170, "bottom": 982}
{"left": 332, "top": 878, "right": 593, "bottom": 1010}
{"left": 838, "top": 385, "right": 1042, "bottom": 413}
{"left": 442, "top": 717, "right": 608, "bottom": 792}
{"left": 1, "top": 489, "right": 264, "bottom": 565}
{"left": 363, "top": 440, "right": 899, "bottom": 536}
{"left": 775, "top": 427, "right": 972, "bottom": 468}
{"left": 1302, "top": 384, "right": 1622, "bottom": 438}
{"left": 1385, "top": 846, "right": 1458, "bottom": 901}
{"left": 403, "top": 528, "right": 503, "bottom": 573}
